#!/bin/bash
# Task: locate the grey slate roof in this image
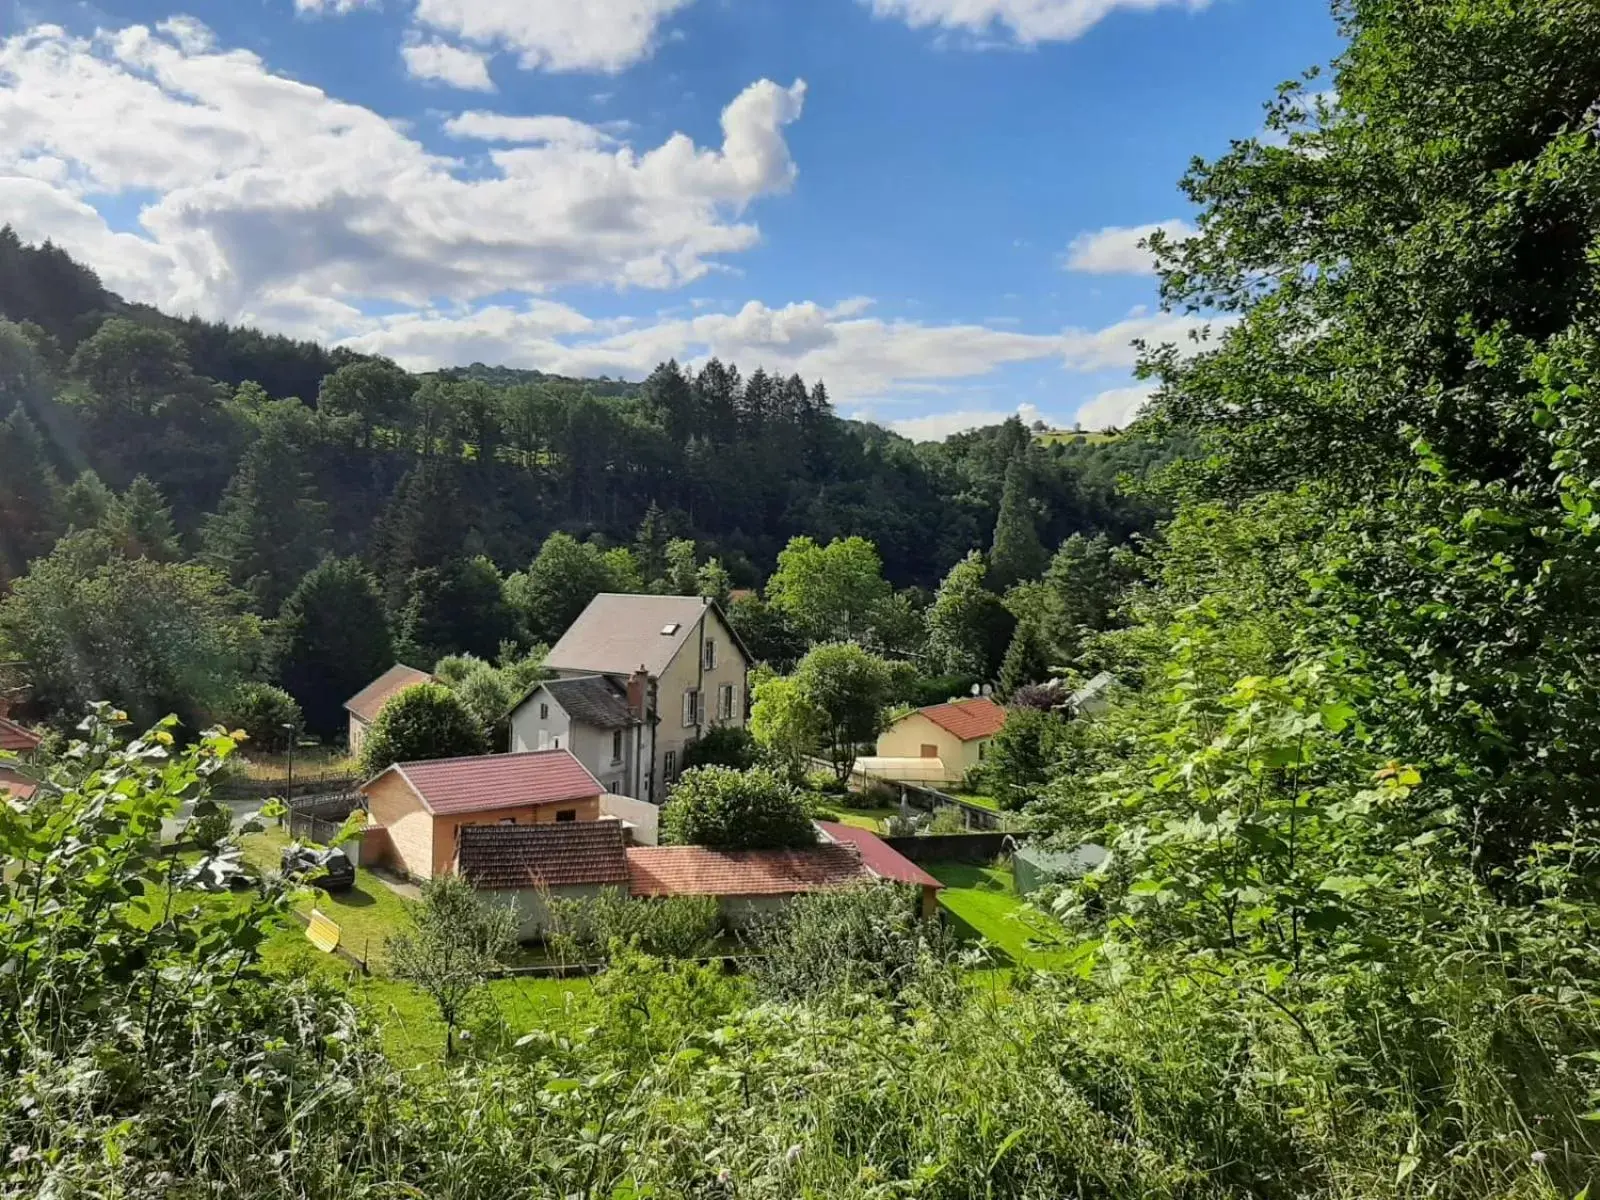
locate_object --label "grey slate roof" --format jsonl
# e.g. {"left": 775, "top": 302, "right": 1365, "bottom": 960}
{"left": 540, "top": 675, "right": 637, "bottom": 730}
{"left": 545, "top": 593, "right": 748, "bottom": 678}
{"left": 1066, "top": 672, "right": 1116, "bottom": 716}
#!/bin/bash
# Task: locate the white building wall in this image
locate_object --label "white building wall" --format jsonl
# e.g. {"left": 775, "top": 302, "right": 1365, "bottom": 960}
{"left": 599, "top": 793, "right": 659, "bottom": 845}
{"left": 509, "top": 693, "right": 573, "bottom": 754}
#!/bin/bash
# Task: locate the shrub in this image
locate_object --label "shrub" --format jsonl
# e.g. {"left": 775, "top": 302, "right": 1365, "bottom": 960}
{"left": 983, "top": 706, "right": 1064, "bottom": 809}
{"left": 662, "top": 765, "right": 816, "bottom": 850}
{"left": 883, "top": 811, "right": 927, "bottom": 837}
{"left": 860, "top": 779, "right": 901, "bottom": 808}
{"left": 218, "top": 681, "right": 303, "bottom": 748}
{"left": 680, "top": 724, "right": 759, "bottom": 771}
{"left": 748, "top": 882, "right": 953, "bottom": 1001}
{"left": 805, "top": 769, "right": 849, "bottom": 796}
{"left": 358, "top": 681, "right": 486, "bottom": 775}
{"left": 545, "top": 889, "right": 720, "bottom": 963}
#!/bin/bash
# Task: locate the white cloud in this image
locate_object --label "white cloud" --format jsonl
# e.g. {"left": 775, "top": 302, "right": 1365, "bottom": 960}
{"left": 340, "top": 300, "right": 1215, "bottom": 405}
{"left": 412, "top": 0, "right": 695, "bottom": 73}
{"left": 295, "top": 0, "right": 378, "bottom": 13}
{"left": 0, "top": 22, "right": 806, "bottom": 326}
{"left": 401, "top": 39, "right": 495, "bottom": 91}
{"left": 444, "top": 112, "right": 616, "bottom": 148}
{"left": 1063, "top": 219, "right": 1193, "bottom": 274}
{"left": 866, "top": 0, "right": 1213, "bottom": 45}
{"left": 1074, "top": 383, "right": 1153, "bottom": 430}
{"left": 870, "top": 403, "right": 1048, "bottom": 442}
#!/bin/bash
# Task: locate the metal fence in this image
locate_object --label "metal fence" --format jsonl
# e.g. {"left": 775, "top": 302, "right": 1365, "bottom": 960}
{"left": 285, "top": 792, "right": 362, "bottom": 845}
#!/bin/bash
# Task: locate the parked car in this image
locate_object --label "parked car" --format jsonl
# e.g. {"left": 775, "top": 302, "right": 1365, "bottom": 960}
{"left": 281, "top": 844, "right": 356, "bottom": 893}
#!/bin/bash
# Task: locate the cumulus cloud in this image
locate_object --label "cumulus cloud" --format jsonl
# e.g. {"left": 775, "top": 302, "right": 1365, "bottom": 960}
{"left": 871, "top": 403, "right": 1049, "bottom": 442}
{"left": 401, "top": 39, "right": 495, "bottom": 91}
{"left": 865, "top": 0, "right": 1213, "bottom": 45}
{"left": 295, "top": 0, "right": 378, "bottom": 13}
{"left": 0, "top": 22, "right": 806, "bottom": 327}
{"left": 1063, "top": 219, "right": 1194, "bottom": 274}
{"left": 444, "top": 112, "right": 617, "bottom": 148}
{"left": 340, "top": 299, "right": 1215, "bottom": 405}
{"left": 1074, "top": 383, "right": 1154, "bottom": 429}
{"left": 412, "top": 0, "right": 695, "bottom": 73}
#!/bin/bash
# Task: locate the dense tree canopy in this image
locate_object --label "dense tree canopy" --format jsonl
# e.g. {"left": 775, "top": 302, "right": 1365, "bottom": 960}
{"left": 269, "top": 557, "right": 394, "bottom": 737}
{"left": 0, "top": 532, "right": 259, "bottom": 728}
{"left": 358, "top": 682, "right": 486, "bottom": 775}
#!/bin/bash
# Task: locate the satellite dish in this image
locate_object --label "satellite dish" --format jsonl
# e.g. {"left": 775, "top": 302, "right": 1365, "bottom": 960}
{"left": 970, "top": 683, "right": 981, "bottom": 697}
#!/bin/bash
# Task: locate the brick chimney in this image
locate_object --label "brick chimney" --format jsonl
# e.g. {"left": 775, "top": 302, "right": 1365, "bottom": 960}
{"left": 626, "top": 667, "right": 650, "bottom": 719}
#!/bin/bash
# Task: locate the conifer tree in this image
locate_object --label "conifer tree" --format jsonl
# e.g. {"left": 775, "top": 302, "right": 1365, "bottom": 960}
{"left": 989, "top": 459, "right": 1046, "bottom": 589}
{"left": 104, "top": 475, "right": 180, "bottom": 562}
{"left": 60, "top": 469, "right": 114, "bottom": 532}
{"left": 0, "top": 404, "right": 62, "bottom": 586}
{"left": 635, "top": 500, "right": 668, "bottom": 584}
{"left": 998, "top": 620, "right": 1051, "bottom": 697}
{"left": 375, "top": 461, "right": 466, "bottom": 603}
{"left": 202, "top": 430, "right": 329, "bottom": 613}
{"left": 271, "top": 557, "right": 395, "bottom": 737}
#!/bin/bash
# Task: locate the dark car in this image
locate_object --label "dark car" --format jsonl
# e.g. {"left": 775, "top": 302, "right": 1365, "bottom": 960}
{"left": 281, "top": 844, "right": 356, "bottom": 893}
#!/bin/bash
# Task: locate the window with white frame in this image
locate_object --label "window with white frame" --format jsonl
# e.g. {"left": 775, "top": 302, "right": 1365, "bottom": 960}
{"left": 612, "top": 728, "right": 624, "bottom": 763}
{"left": 663, "top": 749, "right": 678, "bottom": 783}
{"left": 703, "top": 638, "right": 717, "bottom": 670}
{"left": 682, "top": 688, "right": 700, "bottom": 727}
{"left": 717, "top": 683, "right": 734, "bottom": 721}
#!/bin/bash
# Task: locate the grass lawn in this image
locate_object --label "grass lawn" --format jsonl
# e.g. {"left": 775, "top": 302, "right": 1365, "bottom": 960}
{"left": 929, "top": 862, "right": 1074, "bottom": 969}
{"left": 235, "top": 746, "right": 357, "bottom": 782}
{"left": 829, "top": 804, "right": 901, "bottom": 833}
{"left": 243, "top": 826, "right": 408, "bottom": 969}
{"left": 1035, "top": 429, "right": 1122, "bottom": 446}
{"left": 945, "top": 789, "right": 1000, "bottom": 813}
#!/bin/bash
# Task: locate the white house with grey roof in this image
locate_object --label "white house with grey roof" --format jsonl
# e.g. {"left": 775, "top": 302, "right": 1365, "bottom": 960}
{"left": 509, "top": 675, "right": 643, "bottom": 799}
{"left": 509, "top": 594, "right": 751, "bottom": 805}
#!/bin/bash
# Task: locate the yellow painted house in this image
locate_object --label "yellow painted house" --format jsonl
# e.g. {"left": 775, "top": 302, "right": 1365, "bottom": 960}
{"left": 861, "top": 697, "right": 1008, "bottom": 786}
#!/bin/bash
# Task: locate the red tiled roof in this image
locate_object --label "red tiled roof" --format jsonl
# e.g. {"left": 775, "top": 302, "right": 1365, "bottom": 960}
{"left": 374, "top": 749, "right": 603, "bottom": 816}
{"left": 917, "top": 697, "right": 1007, "bottom": 741}
{"left": 814, "top": 821, "right": 944, "bottom": 891}
{"left": 626, "top": 843, "right": 869, "bottom": 898}
{"left": 457, "top": 820, "right": 629, "bottom": 890}
{"left": 344, "top": 664, "right": 433, "bottom": 724}
{"left": 0, "top": 716, "right": 42, "bottom": 753}
{"left": 0, "top": 765, "right": 38, "bottom": 801}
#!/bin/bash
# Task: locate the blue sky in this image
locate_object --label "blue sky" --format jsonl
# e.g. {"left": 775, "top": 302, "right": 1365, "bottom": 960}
{"left": 0, "top": 0, "right": 1341, "bottom": 436}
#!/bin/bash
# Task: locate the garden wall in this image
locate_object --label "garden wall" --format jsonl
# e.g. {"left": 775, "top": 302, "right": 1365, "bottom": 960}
{"left": 880, "top": 831, "right": 1029, "bottom": 864}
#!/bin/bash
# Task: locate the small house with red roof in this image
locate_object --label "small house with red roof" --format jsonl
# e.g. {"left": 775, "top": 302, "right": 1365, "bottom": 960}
{"left": 863, "top": 696, "right": 1008, "bottom": 786}
{"left": 0, "top": 764, "right": 40, "bottom": 802}
{"left": 345, "top": 664, "right": 433, "bottom": 757}
{"left": 360, "top": 749, "right": 604, "bottom": 881}
{"left": 815, "top": 820, "right": 944, "bottom": 918}
{"left": 0, "top": 715, "right": 43, "bottom": 758}
{"left": 625, "top": 842, "right": 871, "bottom": 926}
{"left": 456, "top": 820, "right": 631, "bottom": 938}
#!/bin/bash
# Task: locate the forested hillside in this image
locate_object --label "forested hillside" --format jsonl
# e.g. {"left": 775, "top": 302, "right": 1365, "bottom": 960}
{"left": 2, "top": 2, "right": 1599, "bottom": 1198}
{"left": 0, "top": 227, "right": 1156, "bottom": 587}
{"left": 0, "top": 230, "right": 1165, "bottom": 734}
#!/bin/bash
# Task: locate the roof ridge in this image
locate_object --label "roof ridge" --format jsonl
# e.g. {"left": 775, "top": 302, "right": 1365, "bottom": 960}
{"left": 397, "top": 747, "right": 577, "bottom": 769}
